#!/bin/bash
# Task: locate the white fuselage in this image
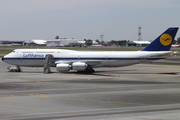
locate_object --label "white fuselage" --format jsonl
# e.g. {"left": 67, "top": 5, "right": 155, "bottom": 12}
{"left": 2, "top": 49, "right": 173, "bottom": 68}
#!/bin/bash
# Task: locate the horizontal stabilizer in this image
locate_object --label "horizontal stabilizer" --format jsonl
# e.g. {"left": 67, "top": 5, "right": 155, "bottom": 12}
{"left": 148, "top": 51, "right": 174, "bottom": 58}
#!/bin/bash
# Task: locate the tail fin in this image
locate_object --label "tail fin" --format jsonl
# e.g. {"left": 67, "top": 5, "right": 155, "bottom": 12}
{"left": 142, "top": 27, "right": 179, "bottom": 51}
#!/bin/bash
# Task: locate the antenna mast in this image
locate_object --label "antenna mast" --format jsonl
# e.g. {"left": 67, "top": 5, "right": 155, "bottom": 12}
{"left": 138, "top": 26, "right": 142, "bottom": 41}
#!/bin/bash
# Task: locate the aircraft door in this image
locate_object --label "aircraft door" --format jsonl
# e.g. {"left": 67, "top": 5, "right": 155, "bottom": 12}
{"left": 12, "top": 51, "right": 19, "bottom": 64}
{"left": 19, "top": 51, "right": 23, "bottom": 63}
{"left": 139, "top": 56, "right": 146, "bottom": 62}
{"left": 105, "top": 56, "right": 109, "bottom": 61}
{"left": 78, "top": 56, "right": 81, "bottom": 60}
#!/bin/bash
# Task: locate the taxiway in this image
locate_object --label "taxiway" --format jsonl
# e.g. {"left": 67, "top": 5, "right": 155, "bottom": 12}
{"left": 0, "top": 59, "right": 180, "bottom": 120}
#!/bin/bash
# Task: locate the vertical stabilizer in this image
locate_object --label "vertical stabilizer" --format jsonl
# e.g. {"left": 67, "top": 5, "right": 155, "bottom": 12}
{"left": 142, "top": 27, "right": 178, "bottom": 51}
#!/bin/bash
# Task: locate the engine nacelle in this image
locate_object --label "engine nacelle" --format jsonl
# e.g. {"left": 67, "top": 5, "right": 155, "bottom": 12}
{"left": 56, "top": 64, "right": 71, "bottom": 72}
{"left": 72, "top": 62, "right": 87, "bottom": 71}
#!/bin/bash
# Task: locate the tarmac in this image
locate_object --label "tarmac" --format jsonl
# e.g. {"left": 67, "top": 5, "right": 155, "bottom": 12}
{"left": 0, "top": 59, "right": 180, "bottom": 120}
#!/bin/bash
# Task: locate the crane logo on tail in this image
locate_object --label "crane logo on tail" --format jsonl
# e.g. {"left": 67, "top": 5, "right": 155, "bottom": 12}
{"left": 160, "top": 34, "right": 172, "bottom": 46}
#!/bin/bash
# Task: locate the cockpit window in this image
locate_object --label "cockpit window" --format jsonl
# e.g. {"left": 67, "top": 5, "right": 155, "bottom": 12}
{"left": 12, "top": 51, "right": 15, "bottom": 53}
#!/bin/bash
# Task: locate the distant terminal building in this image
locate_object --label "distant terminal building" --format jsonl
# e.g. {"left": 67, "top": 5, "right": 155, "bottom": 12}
{"left": 70, "top": 41, "right": 99, "bottom": 47}
{"left": 24, "top": 39, "right": 47, "bottom": 46}
{"left": 0, "top": 39, "right": 99, "bottom": 47}
{"left": 0, "top": 40, "right": 24, "bottom": 46}
{"left": 69, "top": 40, "right": 85, "bottom": 47}
{"left": 104, "top": 43, "right": 118, "bottom": 47}
{"left": 46, "top": 38, "right": 81, "bottom": 47}
{"left": 128, "top": 41, "right": 150, "bottom": 47}
{"left": 0, "top": 41, "right": 12, "bottom": 46}
{"left": 46, "top": 39, "right": 98, "bottom": 47}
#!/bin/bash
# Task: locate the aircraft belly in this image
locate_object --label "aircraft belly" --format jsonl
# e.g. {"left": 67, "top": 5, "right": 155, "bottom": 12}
{"left": 101, "top": 60, "right": 140, "bottom": 67}
{"left": 7, "top": 59, "right": 45, "bottom": 67}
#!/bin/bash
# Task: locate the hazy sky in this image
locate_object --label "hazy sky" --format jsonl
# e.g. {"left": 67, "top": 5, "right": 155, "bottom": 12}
{"left": 0, "top": 0, "right": 180, "bottom": 41}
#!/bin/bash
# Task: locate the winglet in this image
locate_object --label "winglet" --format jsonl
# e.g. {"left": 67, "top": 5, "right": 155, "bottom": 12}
{"left": 142, "top": 27, "right": 179, "bottom": 51}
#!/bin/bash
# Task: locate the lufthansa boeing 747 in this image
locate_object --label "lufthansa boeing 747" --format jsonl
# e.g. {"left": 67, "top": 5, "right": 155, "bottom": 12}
{"left": 2, "top": 27, "right": 179, "bottom": 73}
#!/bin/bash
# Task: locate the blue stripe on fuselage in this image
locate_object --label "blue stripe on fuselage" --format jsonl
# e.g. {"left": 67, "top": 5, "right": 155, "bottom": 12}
{"left": 3, "top": 57, "right": 162, "bottom": 61}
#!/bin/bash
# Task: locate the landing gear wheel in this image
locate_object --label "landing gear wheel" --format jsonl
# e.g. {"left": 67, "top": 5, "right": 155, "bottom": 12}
{"left": 7, "top": 66, "right": 21, "bottom": 72}
{"left": 16, "top": 66, "right": 21, "bottom": 72}
{"left": 85, "top": 67, "right": 95, "bottom": 73}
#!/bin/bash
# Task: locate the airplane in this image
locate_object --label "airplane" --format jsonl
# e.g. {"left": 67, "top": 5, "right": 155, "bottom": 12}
{"left": 1, "top": 27, "right": 179, "bottom": 74}
{"left": 171, "top": 41, "right": 180, "bottom": 47}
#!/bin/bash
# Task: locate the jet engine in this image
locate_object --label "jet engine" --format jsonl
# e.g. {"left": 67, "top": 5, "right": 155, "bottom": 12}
{"left": 72, "top": 62, "right": 87, "bottom": 71}
{"left": 56, "top": 64, "right": 71, "bottom": 72}
{"left": 56, "top": 62, "right": 88, "bottom": 72}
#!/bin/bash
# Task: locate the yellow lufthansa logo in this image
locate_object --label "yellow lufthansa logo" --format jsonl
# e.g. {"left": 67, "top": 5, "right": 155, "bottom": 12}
{"left": 160, "top": 34, "right": 172, "bottom": 46}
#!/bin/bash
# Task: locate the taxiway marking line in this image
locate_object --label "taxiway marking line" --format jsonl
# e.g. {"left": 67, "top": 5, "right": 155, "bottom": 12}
{"left": 0, "top": 94, "right": 45, "bottom": 97}
{"left": 168, "top": 89, "right": 180, "bottom": 91}
{"left": 55, "top": 97, "right": 180, "bottom": 109}
{"left": 0, "top": 87, "right": 177, "bottom": 98}
{"left": 101, "top": 86, "right": 180, "bottom": 91}
{"left": 0, "top": 104, "right": 153, "bottom": 120}
{"left": 36, "top": 96, "right": 49, "bottom": 98}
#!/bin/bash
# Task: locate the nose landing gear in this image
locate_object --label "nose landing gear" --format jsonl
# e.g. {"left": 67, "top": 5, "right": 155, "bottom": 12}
{"left": 7, "top": 66, "right": 21, "bottom": 72}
